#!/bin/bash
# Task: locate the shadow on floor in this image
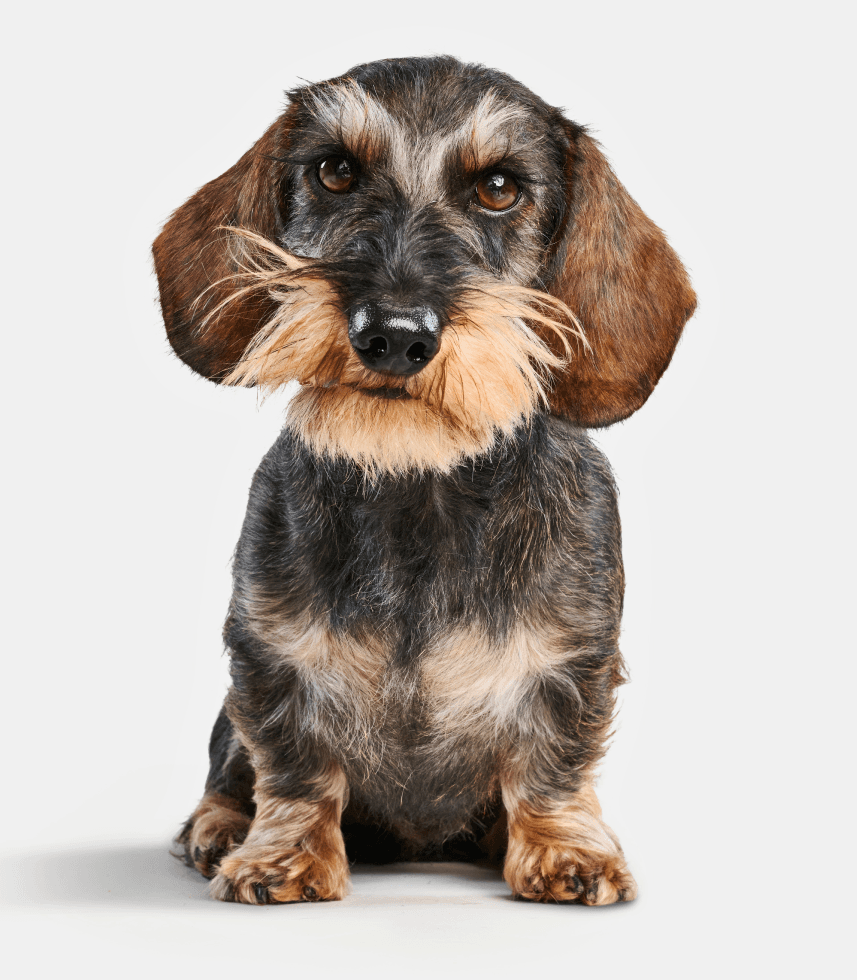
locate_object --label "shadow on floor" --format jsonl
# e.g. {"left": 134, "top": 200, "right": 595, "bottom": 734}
{"left": 1, "top": 843, "right": 209, "bottom": 910}
{"left": 1, "top": 844, "right": 502, "bottom": 911}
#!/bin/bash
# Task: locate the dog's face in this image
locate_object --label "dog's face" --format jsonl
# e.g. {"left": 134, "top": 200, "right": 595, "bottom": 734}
{"left": 279, "top": 69, "right": 566, "bottom": 299}
{"left": 154, "top": 56, "right": 695, "bottom": 473}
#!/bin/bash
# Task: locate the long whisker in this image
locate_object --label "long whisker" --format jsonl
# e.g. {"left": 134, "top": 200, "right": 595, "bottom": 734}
{"left": 190, "top": 227, "right": 588, "bottom": 474}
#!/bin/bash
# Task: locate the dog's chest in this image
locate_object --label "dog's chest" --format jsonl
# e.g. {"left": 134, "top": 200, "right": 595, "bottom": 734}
{"left": 278, "top": 616, "right": 567, "bottom": 739}
{"left": 234, "top": 420, "right": 619, "bottom": 812}
{"left": 281, "top": 436, "right": 570, "bottom": 635}
{"left": 269, "top": 613, "right": 568, "bottom": 824}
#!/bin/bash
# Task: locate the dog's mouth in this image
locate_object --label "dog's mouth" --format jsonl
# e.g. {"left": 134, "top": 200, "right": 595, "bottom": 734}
{"left": 318, "top": 380, "right": 413, "bottom": 401}
{"left": 359, "top": 386, "right": 412, "bottom": 400}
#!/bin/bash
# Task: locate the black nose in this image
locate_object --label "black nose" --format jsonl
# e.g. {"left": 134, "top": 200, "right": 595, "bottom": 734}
{"left": 348, "top": 303, "right": 441, "bottom": 376}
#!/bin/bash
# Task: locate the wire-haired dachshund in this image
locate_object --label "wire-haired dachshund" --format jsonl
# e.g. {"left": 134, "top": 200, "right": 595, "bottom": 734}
{"left": 154, "top": 55, "right": 696, "bottom": 905}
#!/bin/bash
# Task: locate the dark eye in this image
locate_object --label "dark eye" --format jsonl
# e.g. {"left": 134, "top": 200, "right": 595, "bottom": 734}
{"left": 317, "top": 157, "right": 356, "bottom": 193}
{"left": 474, "top": 173, "right": 520, "bottom": 211}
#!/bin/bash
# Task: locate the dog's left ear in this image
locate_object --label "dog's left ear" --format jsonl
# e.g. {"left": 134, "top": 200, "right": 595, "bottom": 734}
{"left": 153, "top": 112, "right": 294, "bottom": 382}
{"left": 545, "top": 124, "right": 697, "bottom": 426}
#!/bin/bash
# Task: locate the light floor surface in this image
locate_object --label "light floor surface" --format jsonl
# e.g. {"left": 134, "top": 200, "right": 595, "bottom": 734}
{"left": 0, "top": 840, "right": 830, "bottom": 979}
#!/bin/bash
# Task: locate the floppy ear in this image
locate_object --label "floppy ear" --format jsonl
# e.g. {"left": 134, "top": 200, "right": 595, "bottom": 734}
{"left": 545, "top": 125, "right": 696, "bottom": 426}
{"left": 152, "top": 112, "right": 294, "bottom": 382}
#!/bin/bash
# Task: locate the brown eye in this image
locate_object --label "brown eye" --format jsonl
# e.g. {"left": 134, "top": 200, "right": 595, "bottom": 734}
{"left": 318, "top": 157, "right": 356, "bottom": 193}
{"left": 474, "top": 173, "right": 520, "bottom": 211}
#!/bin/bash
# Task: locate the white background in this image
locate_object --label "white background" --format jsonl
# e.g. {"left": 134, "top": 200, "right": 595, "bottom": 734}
{"left": 2, "top": 1, "right": 854, "bottom": 977}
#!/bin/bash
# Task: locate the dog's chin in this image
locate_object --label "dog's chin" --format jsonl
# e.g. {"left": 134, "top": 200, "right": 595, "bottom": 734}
{"left": 286, "top": 383, "right": 517, "bottom": 476}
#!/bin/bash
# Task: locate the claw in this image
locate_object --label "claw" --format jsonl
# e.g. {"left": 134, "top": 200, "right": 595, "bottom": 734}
{"left": 253, "top": 883, "right": 270, "bottom": 904}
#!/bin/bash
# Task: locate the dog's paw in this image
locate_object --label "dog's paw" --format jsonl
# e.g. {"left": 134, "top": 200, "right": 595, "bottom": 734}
{"left": 210, "top": 844, "right": 349, "bottom": 905}
{"left": 505, "top": 845, "right": 637, "bottom": 905}
{"left": 176, "top": 794, "right": 252, "bottom": 879}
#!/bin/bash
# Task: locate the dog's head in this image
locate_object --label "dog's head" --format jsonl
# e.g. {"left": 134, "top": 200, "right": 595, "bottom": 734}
{"left": 154, "top": 56, "right": 696, "bottom": 473}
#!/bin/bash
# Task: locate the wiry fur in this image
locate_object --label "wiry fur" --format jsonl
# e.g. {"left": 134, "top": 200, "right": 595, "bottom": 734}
{"left": 212, "top": 229, "right": 582, "bottom": 473}
{"left": 153, "top": 55, "right": 695, "bottom": 905}
{"left": 503, "top": 783, "right": 638, "bottom": 904}
{"left": 211, "top": 764, "right": 350, "bottom": 904}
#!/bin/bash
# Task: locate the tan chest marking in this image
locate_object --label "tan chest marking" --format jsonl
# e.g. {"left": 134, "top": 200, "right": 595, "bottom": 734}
{"left": 252, "top": 612, "right": 387, "bottom": 703}
{"left": 419, "top": 622, "right": 576, "bottom": 738}
{"left": 248, "top": 592, "right": 577, "bottom": 748}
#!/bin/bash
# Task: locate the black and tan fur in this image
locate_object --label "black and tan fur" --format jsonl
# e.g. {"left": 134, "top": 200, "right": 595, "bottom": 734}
{"left": 157, "top": 56, "right": 695, "bottom": 905}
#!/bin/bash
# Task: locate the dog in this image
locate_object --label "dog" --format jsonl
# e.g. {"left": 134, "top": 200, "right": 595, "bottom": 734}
{"left": 154, "top": 55, "right": 696, "bottom": 905}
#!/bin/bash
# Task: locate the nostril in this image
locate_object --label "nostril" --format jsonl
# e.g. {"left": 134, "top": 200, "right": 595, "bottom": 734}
{"left": 406, "top": 342, "right": 427, "bottom": 363}
{"left": 364, "top": 336, "right": 387, "bottom": 358}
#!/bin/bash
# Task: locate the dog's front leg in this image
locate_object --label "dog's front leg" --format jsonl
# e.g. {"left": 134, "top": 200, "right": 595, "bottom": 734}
{"left": 502, "top": 779, "right": 637, "bottom": 905}
{"left": 210, "top": 760, "right": 350, "bottom": 905}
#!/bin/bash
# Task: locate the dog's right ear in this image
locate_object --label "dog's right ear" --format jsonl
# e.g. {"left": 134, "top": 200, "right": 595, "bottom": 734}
{"left": 153, "top": 111, "right": 294, "bottom": 382}
{"left": 544, "top": 124, "right": 697, "bottom": 426}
